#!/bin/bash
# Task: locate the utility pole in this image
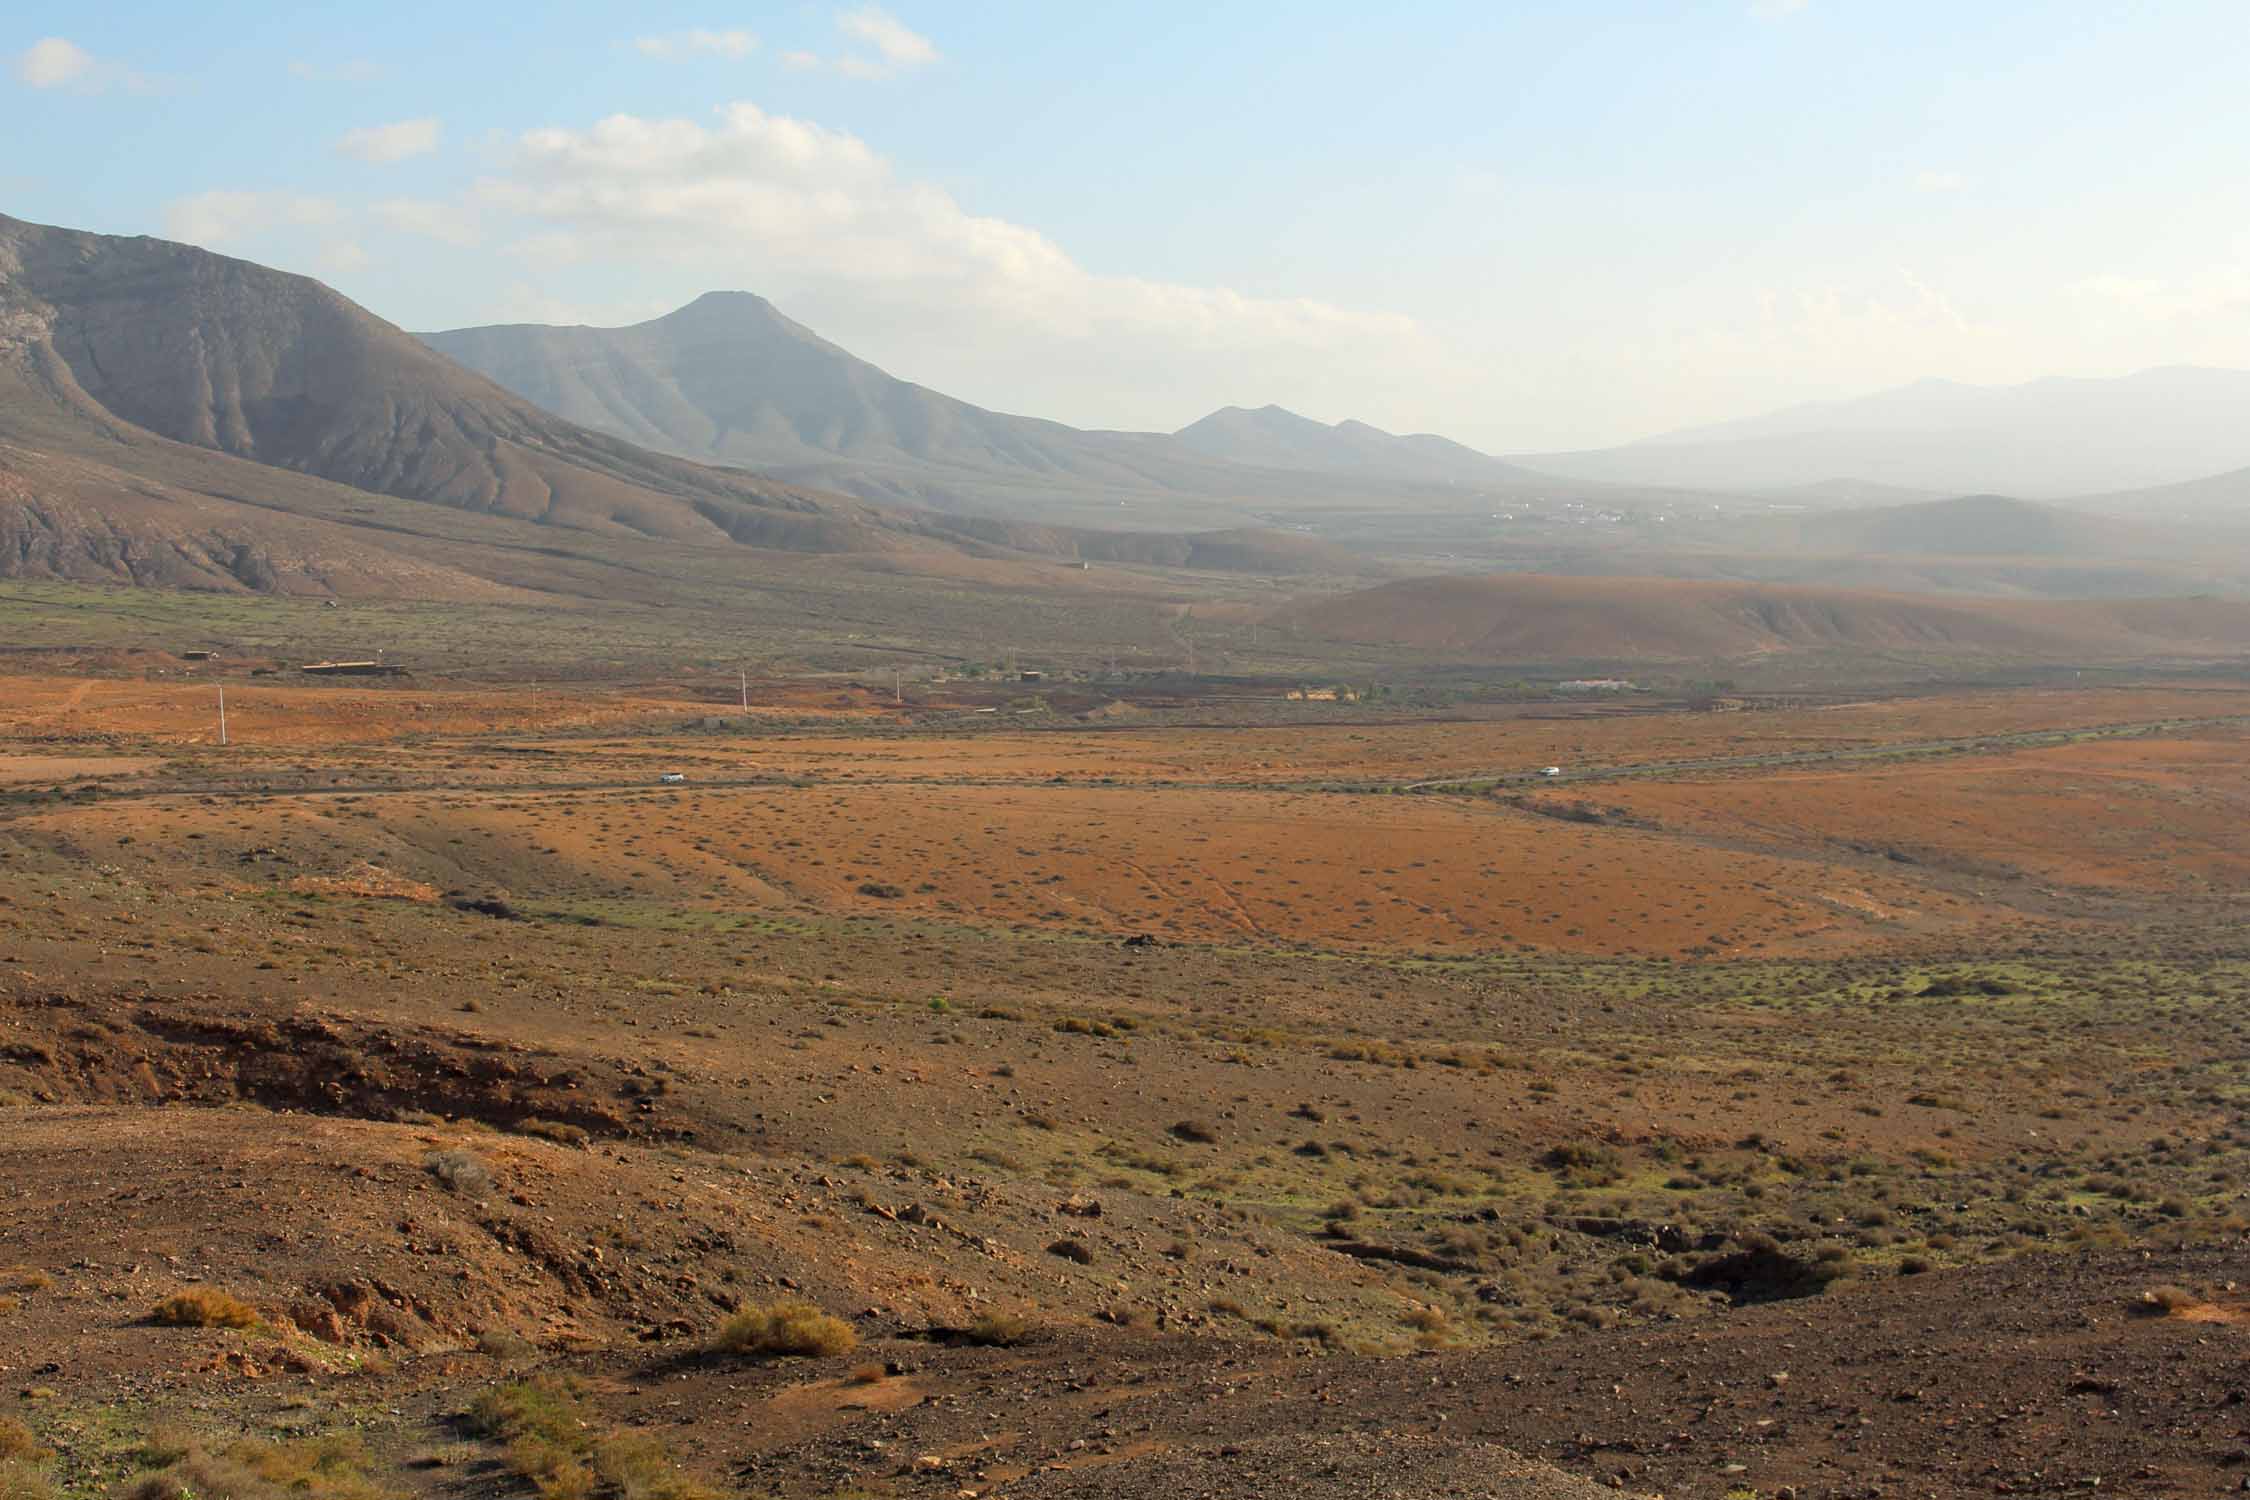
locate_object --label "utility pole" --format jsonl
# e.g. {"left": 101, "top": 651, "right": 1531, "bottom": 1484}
{"left": 217, "top": 686, "right": 228, "bottom": 747}
{"left": 740, "top": 669, "right": 749, "bottom": 710}
{"left": 894, "top": 668, "right": 902, "bottom": 705}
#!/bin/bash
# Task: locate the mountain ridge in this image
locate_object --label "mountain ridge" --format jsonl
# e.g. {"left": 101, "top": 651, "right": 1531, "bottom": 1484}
{"left": 1509, "top": 365, "right": 2250, "bottom": 498}
{"left": 1170, "top": 402, "right": 1544, "bottom": 486}
{"left": 0, "top": 213, "right": 1381, "bottom": 598}
{"left": 1277, "top": 572, "right": 2250, "bottom": 663}
{"left": 424, "top": 295, "right": 1564, "bottom": 526}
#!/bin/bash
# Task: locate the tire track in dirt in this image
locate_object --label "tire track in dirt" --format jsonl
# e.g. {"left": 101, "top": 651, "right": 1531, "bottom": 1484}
{"left": 1194, "top": 863, "right": 1270, "bottom": 940}
{"left": 1116, "top": 856, "right": 1261, "bottom": 939}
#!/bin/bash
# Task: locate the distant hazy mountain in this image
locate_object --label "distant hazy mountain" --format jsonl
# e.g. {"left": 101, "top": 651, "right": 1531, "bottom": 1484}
{"left": 1279, "top": 573, "right": 2250, "bottom": 664}
{"left": 1649, "top": 493, "right": 2250, "bottom": 600}
{"left": 1513, "top": 367, "right": 2250, "bottom": 498}
{"left": 1774, "top": 494, "right": 2136, "bottom": 558}
{"left": 2080, "top": 463, "right": 2250, "bottom": 519}
{"left": 1170, "top": 404, "right": 1543, "bottom": 486}
{"left": 1751, "top": 478, "right": 1949, "bottom": 507}
{"left": 425, "top": 295, "right": 1557, "bottom": 527}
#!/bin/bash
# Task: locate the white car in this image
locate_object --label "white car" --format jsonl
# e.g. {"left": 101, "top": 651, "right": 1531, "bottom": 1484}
{"left": 1541, "top": 766, "right": 1562, "bottom": 777}
{"left": 659, "top": 773, "right": 686, "bottom": 784}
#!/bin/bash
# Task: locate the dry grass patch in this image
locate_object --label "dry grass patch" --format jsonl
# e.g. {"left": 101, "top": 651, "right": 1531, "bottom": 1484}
{"left": 150, "top": 1287, "right": 259, "bottom": 1330}
{"left": 713, "top": 1300, "right": 857, "bottom": 1359}
{"left": 962, "top": 1310, "right": 1035, "bottom": 1347}
{"left": 0, "top": 1463, "right": 54, "bottom": 1500}
{"left": 510, "top": 1118, "right": 590, "bottom": 1148}
{"left": 289, "top": 864, "right": 438, "bottom": 903}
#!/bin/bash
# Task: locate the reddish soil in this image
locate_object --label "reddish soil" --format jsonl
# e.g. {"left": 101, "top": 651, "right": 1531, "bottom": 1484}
{"left": 1557, "top": 729, "right": 2250, "bottom": 897}
{"left": 5, "top": 668, "right": 2248, "bottom": 1500}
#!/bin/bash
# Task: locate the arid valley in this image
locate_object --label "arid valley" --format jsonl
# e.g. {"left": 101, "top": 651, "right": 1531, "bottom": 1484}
{"left": 9, "top": 8, "right": 2250, "bottom": 1495}
{"left": 5, "top": 652, "right": 2249, "bottom": 1497}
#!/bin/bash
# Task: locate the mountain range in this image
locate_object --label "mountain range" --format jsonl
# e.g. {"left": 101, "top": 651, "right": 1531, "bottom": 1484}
{"left": 1281, "top": 572, "right": 2250, "bottom": 664}
{"left": 430, "top": 295, "right": 2250, "bottom": 519}
{"left": 4, "top": 205, "right": 2248, "bottom": 660}
{"left": 422, "top": 293, "right": 1556, "bottom": 528}
{"left": 1169, "top": 404, "right": 1540, "bottom": 487}
{"left": 0, "top": 213, "right": 1383, "bottom": 606}
{"left": 1516, "top": 367, "right": 2250, "bottom": 499}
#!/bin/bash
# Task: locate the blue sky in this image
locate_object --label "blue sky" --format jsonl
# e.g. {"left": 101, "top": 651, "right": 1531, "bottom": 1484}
{"left": 7, "top": 2, "right": 2249, "bottom": 448}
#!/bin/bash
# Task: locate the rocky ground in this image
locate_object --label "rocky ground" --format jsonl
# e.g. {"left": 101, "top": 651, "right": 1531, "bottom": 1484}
{"left": 3, "top": 672, "right": 2247, "bottom": 1500}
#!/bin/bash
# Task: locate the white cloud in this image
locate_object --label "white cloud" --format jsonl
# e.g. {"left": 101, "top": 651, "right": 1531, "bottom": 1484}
{"left": 468, "top": 103, "right": 1427, "bottom": 427}
{"left": 834, "top": 6, "right": 937, "bottom": 79}
{"left": 12, "top": 36, "right": 147, "bottom": 91}
{"left": 14, "top": 36, "right": 92, "bottom": 87}
{"left": 780, "top": 49, "right": 821, "bottom": 71}
{"left": 633, "top": 29, "right": 757, "bottom": 61}
{"left": 373, "top": 196, "right": 482, "bottom": 246}
{"left": 1912, "top": 169, "right": 1968, "bottom": 193}
{"left": 337, "top": 117, "right": 443, "bottom": 164}
{"left": 1749, "top": 0, "right": 1809, "bottom": 18}
{"left": 319, "top": 240, "right": 372, "bottom": 274}
{"left": 162, "top": 191, "right": 342, "bottom": 246}
{"left": 289, "top": 58, "right": 382, "bottom": 83}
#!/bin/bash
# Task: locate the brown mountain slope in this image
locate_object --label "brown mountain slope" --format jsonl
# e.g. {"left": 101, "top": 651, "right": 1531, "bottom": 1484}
{"left": 0, "top": 213, "right": 1383, "bottom": 607}
{"left": 0, "top": 212, "right": 918, "bottom": 553}
{"left": 0, "top": 437, "right": 536, "bottom": 596}
{"left": 1278, "top": 573, "right": 2250, "bottom": 662}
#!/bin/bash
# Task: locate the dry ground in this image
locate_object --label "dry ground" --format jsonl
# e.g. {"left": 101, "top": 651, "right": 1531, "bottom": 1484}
{"left": 3, "top": 668, "right": 2247, "bottom": 1498}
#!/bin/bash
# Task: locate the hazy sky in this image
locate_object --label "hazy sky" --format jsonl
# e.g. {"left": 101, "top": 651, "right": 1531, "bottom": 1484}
{"left": 7, "top": 2, "right": 2249, "bottom": 450}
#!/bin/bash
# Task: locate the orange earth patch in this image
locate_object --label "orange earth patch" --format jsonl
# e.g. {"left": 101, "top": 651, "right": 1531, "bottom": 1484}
{"left": 31, "top": 780, "right": 2003, "bottom": 959}
{"left": 1553, "top": 731, "right": 2250, "bottom": 897}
